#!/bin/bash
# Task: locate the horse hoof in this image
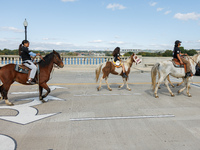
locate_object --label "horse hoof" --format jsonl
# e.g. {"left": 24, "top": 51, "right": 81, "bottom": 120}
{"left": 109, "top": 88, "right": 112, "bottom": 91}
{"left": 177, "top": 90, "right": 181, "bottom": 94}
{"left": 97, "top": 88, "right": 100, "bottom": 91}
{"left": 118, "top": 86, "right": 121, "bottom": 88}
{"left": 40, "top": 99, "right": 46, "bottom": 103}
{"left": 0, "top": 97, "right": 2, "bottom": 100}
{"left": 171, "top": 94, "right": 175, "bottom": 97}
{"left": 127, "top": 88, "right": 131, "bottom": 91}
{"left": 158, "top": 87, "right": 161, "bottom": 89}
{"left": 188, "top": 94, "right": 192, "bottom": 97}
{"left": 172, "top": 86, "right": 175, "bottom": 88}
{"left": 155, "top": 95, "right": 159, "bottom": 98}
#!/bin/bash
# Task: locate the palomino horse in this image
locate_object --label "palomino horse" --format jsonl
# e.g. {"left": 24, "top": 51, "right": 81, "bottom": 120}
{"left": 96, "top": 53, "right": 141, "bottom": 91}
{"left": 0, "top": 50, "right": 64, "bottom": 106}
{"left": 151, "top": 54, "right": 200, "bottom": 98}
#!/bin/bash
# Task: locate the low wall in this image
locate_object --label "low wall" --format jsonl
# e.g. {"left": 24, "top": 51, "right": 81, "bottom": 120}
{"left": 0, "top": 55, "right": 172, "bottom": 67}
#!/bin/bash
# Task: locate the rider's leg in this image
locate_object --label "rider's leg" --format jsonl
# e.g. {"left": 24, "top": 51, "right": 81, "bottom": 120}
{"left": 180, "top": 57, "right": 191, "bottom": 77}
{"left": 121, "top": 63, "right": 128, "bottom": 78}
{"left": 24, "top": 60, "right": 37, "bottom": 83}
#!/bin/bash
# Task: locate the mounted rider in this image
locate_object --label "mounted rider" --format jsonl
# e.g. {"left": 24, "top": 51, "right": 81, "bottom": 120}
{"left": 173, "top": 40, "right": 192, "bottom": 77}
{"left": 18, "top": 40, "right": 43, "bottom": 84}
{"left": 112, "top": 47, "right": 128, "bottom": 78}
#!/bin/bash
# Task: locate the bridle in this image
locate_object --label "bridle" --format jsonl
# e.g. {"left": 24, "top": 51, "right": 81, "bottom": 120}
{"left": 54, "top": 54, "right": 63, "bottom": 68}
{"left": 187, "top": 55, "right": 200, "bottom": 68}
{"left": 133, "top": 55, "right": 141, "bottom": 65}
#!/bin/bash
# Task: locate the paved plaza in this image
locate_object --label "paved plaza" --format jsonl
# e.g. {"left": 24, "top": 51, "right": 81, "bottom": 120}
{"left": 0, "top": 66, "right": 200, "bottom": 150}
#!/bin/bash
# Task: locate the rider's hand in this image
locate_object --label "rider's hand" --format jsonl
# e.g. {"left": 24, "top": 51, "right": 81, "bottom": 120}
{"left": 180, "top": 61, "right": 184, "bottom": 65}
{"left": 36, "top": 53, "right": 40, "bottom": 56}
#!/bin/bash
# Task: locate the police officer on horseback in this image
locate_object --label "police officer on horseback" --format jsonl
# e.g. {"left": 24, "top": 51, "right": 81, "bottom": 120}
{"left": 173, "top": 40, "right": 192, "bottom": 77}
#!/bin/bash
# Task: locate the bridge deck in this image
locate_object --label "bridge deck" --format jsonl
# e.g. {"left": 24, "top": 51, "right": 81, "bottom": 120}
{"left": 0, "top": 67, "right": 200, "bottom": 150}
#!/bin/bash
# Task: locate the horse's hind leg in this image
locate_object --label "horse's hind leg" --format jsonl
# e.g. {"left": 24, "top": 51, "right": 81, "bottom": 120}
{"left": 39, "top": 83, "right": 50, "bottom": 102}
{"left": 154, "top": 75, "right": 165, "bottom": 98}
{"left": 1, "top": 84, "right": 14, "bottom": 106}
{"left": 164, "top": 78, "right": 174, "bottom": 97}
{"left": 105, "top": 77, "right": 112, "bottom": 91}
{"left": 125, "top": 79, "right": 131, "bottom": 91}
{"left": 167, "top": 75, "right": 175, "bottom": 88}
{"left": 97, "top": 76, "right": 103, "bottom": 91}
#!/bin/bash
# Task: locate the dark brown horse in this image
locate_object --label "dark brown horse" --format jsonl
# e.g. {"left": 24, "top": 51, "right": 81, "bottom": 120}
{"left": 0, "top": 50, "right": 64, "bottom": 106}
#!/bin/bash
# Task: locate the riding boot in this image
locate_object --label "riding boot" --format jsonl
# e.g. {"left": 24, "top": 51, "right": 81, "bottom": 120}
{"left": 26, "top": 79, "right": 36, "bottom": 85}
{"left": 122, "top": 73, "right": 128, "bottom": 78}
{"left": 185, "top": 72, "right": 192, "bottom": 78}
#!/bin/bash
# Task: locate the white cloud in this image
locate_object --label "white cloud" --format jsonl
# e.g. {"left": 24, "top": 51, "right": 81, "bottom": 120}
{"left": 174, "top": 12, "right": 200, "bottom": 21}
{"left": 106, "top": 3, "right": 126, "bottom": 11}
{"left": 157, "top": 8, "right": 164, "bottom": 11}
{"left": 109, "top": 41, "right": 125, "bottom": 44}
{"left": 164, "top": 10, "right": 171, "bottom": 15}
{"left": 61, "top": 0, "right": 76, "bottom": 2}
{"left": 89, "top": 40, "right": 103, "bottom": 43}
{"left": 0, "top": 27, "right": 23, "bottom": 33}
{"left": 149, "top": 2, "right": 157, "bottom": 6}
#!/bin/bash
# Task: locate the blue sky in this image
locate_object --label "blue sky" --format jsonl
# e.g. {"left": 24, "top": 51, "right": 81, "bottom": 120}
{"left": 0, "top": 0, "right": 200, "bottom": 51}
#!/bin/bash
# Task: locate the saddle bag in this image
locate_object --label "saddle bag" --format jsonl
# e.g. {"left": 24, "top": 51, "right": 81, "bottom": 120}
{"left": 15, "top": 64, "right": 29, "bottom": 74}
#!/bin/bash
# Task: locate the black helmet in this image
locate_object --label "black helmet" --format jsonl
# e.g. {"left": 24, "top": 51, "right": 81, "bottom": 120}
{"left": 175, "top": 40, "right": 181, "bottom": 45}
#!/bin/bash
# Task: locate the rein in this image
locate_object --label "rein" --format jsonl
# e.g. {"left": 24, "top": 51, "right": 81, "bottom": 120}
{"left": 187, "top": 55, "right": 200, "bottom": 67}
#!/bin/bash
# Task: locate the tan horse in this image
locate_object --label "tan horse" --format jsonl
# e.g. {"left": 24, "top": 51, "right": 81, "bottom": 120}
{"left": 96, "top": 53, "right": 141, "bottom": 91}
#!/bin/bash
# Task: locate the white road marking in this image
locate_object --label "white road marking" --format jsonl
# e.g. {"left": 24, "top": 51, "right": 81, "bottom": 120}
{"left": 0, "top": 86, "right": 65, "bottom": 125}
{"left": 0, "top": 134, "right": 16, "bottom": 150}
{"left": 70, "top": 114, "right": 175, "bottom": 121}
{"left": 74, "top": 93, "right": 141, "bottom": 97}
{"left": 11, "top": 86, "right": 65, "bottom": 95}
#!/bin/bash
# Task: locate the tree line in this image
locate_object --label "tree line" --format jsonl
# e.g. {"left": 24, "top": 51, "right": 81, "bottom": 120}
{"left": 124, "top": 47, "right": 197, "bottom": 57}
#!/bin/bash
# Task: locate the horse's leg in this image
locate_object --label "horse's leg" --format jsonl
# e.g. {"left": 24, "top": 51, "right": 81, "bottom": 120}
{"left": 164, "top": 78, "right": 174, "bottom": 97}
{"left": 39, "top": 82, "right": 50, "bottom": 103}
{"left": 177, "top": 79, "right": 184, "bottom": 86}
{"left": 124, "top": 78, "right": 131, "bottom": 91}
{"left": 39, "top": 86, "right": 43, "bottom": 100}
{"left": 178, "top": 78, "right": 186, "bottom": 94}
{"left": 186, "top": 78, "right": 192, "bottom": 97}
{"left": 167, "top": 75, "right": 175, "bottom": 88}
{"left": 97, "top": 76, "right": 103, "bottom": 91}
{"left": 118, "top": 78, "right": 125, "bottom": 89}
{"left": 105, "top": 77, "right": 112, "bottom": 91}
{"left": 1, "top": 84, "right": 14, "bottom": 106}
{"left": 154, "top": 75, "right": 165, "bottom": 98}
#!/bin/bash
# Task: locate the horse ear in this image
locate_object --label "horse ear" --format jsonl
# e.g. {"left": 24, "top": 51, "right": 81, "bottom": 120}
{"left": 53, "top": 50, "right": 56, "bottom": 53}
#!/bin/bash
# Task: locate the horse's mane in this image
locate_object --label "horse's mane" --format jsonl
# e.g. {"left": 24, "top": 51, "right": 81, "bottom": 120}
{"left": 125, "top": 53, "right": 134, "bottom": 67}
{"left": 38, "top": 52, "right": 54, "bottom": 67}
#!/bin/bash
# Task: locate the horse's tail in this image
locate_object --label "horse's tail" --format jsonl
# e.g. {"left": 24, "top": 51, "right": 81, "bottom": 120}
{"left": 95, "top": 64, "right": 103, "bottom": 82}
{"left": 151, "top": 63, "right": 160, "bottom": 91}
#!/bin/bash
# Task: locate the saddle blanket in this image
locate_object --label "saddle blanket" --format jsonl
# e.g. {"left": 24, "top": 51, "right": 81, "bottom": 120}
{"left": 112, "top": 60, "right": 122, "bottom": 68}
{"left": 15, "top": 64, "right": 29, "bottom": 74}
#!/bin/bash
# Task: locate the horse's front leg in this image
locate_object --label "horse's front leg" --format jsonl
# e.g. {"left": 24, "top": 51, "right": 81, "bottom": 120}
{"left": 39, "top": 83, "right": 51, "bottom": 102}
{"left": 186, "top": 78, "right": 192, "bottom": 97}
{"left": 125, "top": 78, "right": 131, "bottom": 91}
{"left": 39, "top": 86, "right": 44, "bottom": 101}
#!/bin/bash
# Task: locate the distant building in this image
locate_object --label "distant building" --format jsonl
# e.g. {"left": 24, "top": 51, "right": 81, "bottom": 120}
{"left": 121, "top": 49, "right": 141, "bottom": 55}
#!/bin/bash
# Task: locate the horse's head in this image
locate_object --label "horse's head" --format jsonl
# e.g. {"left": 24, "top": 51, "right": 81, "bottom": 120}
{"left": 53, "top": 50, "right": 64, "bottom": 68}
{"left": 132, "top": 53, "right": 141, "bottom": 65}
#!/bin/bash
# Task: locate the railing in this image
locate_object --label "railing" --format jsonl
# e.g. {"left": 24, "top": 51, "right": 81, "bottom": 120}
{"left": 0, "top": 55, "right": 130, "bottom": 66}
{"left": 0, "top": 55, "right": 172, "bottom": 67}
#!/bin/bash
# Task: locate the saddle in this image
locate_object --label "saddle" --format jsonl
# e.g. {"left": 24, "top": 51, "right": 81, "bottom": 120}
{"left": 172, "top": 58, "right": 187, "bottom": 73}
{"left": 112, "top": 60, "right": 122, "bottom": 68}
{"left": 15, "top": 64, "right": 39, "bottom": 84}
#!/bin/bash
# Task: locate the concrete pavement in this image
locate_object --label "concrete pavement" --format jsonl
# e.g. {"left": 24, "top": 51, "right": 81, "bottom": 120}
{"left": 0, "top": 66, "right": 200, "bottom": 150}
